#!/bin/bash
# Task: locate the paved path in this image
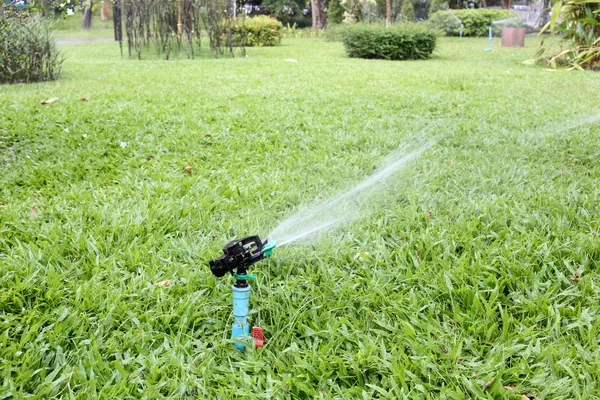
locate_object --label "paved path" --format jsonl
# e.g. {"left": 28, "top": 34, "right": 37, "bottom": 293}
{"left": 56, "top": 37, "right": 114, "bottom": 45}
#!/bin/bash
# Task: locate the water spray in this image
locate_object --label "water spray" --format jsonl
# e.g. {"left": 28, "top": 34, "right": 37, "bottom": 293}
{"left": 447, "top": 10, "right": 464, "bottom": 38}
{"left": 208, "top": 235, "right": 276, "bottom": 350}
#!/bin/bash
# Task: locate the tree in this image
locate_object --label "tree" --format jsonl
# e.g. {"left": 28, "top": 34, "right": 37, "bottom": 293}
{"left": 311, "top": 0, "right": 326, "bottom": 28}
{"left": 536, "top": 0, "right": 552, "bottom": 28}
{"left": 400, "top": 0, "right": 413, "bottom": 20}
{"left": 386, "top": 0, "right": 391, "bottom": 25}
{"left": 328, "top": 0, "right": 344, "bottom": 24}
{"left": 82, "top": 0, "right": 93, "bottom": 29}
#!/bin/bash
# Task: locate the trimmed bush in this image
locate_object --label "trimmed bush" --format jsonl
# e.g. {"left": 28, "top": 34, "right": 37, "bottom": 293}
{"left": 0, "top": 15, "right": 63, "bottom": 84}
{"left": 342, "top": 23, "right": 436, "bottom": 60}
{"left": 429, "top": 9, "right": 520, "bottom": 37}
{"left": 234, "top": 16, "right": 283, "bottom": 47}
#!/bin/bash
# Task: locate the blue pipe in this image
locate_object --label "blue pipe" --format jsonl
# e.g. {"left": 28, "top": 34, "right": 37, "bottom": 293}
{"left": 232, "top": 284, "right": 251, "bottom": 350}
{"left": 485, "top": 25, "right": 492, "bottom": 51}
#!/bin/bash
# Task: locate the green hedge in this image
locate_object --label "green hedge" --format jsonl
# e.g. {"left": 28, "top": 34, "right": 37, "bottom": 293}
{"left": 342, "top": 24, "right": 436, "bottom": 61}
{"left": 234, "top": 16, "right": 283, "bottom": 47}
{"left": 429, "top": 9, "right": 520, "bottom": 37}
{"left": 0, "top": 15, "right": 63, "bottom": 84}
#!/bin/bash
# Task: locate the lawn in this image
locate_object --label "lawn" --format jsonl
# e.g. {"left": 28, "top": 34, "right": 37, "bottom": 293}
{"left": 1, "top": 33, "right": 599, "bottom": 399}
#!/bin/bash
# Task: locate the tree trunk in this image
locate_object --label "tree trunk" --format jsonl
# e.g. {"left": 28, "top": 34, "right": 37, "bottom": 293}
{"left": 83, "top": 1, "right": 94, "bottom": 29}
{"left": 113, "top": 0, "right": 122, "bottom": 41}
{"left": 311, "top": 0, "right": 326, "bottom": 29}
{"left": 536, "top": 0, "right": 551, "bottom": 28}
{"left": 386, "top": 0, "right": 391, "bottom": 26}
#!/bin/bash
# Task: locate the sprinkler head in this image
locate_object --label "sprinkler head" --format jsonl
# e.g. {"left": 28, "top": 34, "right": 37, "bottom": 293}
{"left": 208, "top": 235, "right": 276, "bottom": 278}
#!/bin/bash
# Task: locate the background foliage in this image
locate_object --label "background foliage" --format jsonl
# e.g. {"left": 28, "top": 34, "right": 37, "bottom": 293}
{"left": 534, "top": 0, "right": 600, "bottom": 70}
{"left": 0, "top": 12, "right": 63, "bottom": 83}
{"left": 429, "top": 9, "right": 520, "bottom": 36}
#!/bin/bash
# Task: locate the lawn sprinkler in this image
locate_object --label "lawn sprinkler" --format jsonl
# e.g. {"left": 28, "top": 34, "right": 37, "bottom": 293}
{"left": 485, "top": 24, "right": 493, "bottom": 51}
{"left": 208, "top": 235, "right": 276, "bottom": 350}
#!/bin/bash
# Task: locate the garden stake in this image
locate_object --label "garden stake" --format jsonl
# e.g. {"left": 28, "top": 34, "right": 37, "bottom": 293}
{"left": 208, "top": 236, "right": 276, "bottom": 350}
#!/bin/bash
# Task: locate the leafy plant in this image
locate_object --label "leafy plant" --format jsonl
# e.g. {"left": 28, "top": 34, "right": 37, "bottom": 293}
{"left": 429, "top": 9, "right": 519, "bottom": 36}
{"left": 234, "top": 15, "right": 283, "bottom": 47}
{"left": 329, "top": 0, "right": 346, "bottom": 24}
{"left": 342, "top": 23, "right": 436, "bottom": 60}
{"left": 531, "top": 0, "right": 600, "bottom": 70}
{"left": 0, "top": 14, "right": 63, "bottom": 83}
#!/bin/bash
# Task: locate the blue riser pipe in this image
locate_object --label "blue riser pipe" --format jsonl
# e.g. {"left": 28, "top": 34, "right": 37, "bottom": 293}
{"left": 232, "top": 284, "right": 251, "bottom": 350}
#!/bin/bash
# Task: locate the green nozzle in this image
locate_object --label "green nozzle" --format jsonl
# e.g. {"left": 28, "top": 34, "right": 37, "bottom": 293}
{"left": 261, "top": 241, "right": 277, "bottom": 257}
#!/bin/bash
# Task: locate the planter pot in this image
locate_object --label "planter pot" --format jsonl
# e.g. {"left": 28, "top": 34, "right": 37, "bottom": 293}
{"left": 501, "top": 27, "right": 525, "bottom": 47}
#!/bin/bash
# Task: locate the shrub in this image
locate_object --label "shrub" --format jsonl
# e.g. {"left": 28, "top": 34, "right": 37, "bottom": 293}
{"left": 429, "top": 9, "right": 520, "bottom": 37}
{"left": 234, "top": 15, "right": 283, "bottom": 47}
{"left": 531, "top": 0, "right": 600, "bottom": 70}
{"left": 0, "top": 14, "right": 64, "bottom": 84}
{"left": 342, "top": 23, "right": 436, "bottom": 60}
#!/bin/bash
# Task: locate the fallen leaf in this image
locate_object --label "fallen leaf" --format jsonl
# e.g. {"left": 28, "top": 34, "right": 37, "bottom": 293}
{"left": 570, "top": 268, "right": 581, "bottom": 281}
{"left": 146, "top": 155, "right": 154, "bottom": 161}
{"left": 137, "top": 268, "right": 142, "bottom": 274}
{"left": 30, "top": 205, "right": 37, "bottom": 215}
{"left": 33, "top": 193, "right": 39, "bottom": 198}
{"left": 0, "top": 204, "right": 6, "bottom": 208}
{"left": 41, "top": 97, "right": 58, "bottom": 105}
{"left": 56, "top": 82, "right": 61, "bottom": 87}
{"left": 184, "top": 166, "right": 193, "bottom": 175}
{"left": 482, "top": 378, "right": 494, "bottom": 391}
{"left": 522, "top": 396, "right": 530, "bottom": 400}
{"left": 77, "top": 97, "right": 89, "bottom": 102}
{"left": 285, "top": 59, "right": 298, "bottom": 63}
{"left": 504, "top": 386, "right": 513, "bottom": 391}
{"left": 155, "top": 280, "right": 171, "bottom": 287}
{"left": 426, "top": 210, "right": 433, "bottom": 217}
{"left": 471, "top": 372, "right": 478, "bottom": 377}
{"left": 448, "top": 159, "right": 454, "bottom": 164}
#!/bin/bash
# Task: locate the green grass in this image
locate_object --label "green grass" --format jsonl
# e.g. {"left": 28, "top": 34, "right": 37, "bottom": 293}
{"left": 1, "top": 35, "right": 599, "bottom": 399}
{"left": 48, "top": 13, "right": 115, "bottom": 39}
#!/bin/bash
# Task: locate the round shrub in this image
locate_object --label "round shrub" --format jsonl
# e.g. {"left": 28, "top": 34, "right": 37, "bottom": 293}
{"left": 429, "top": 9, "right": 520, "bottom": 37}
{"left": 0, "top": 14, "right": 63, "bottom": 84}
{"left": 235, "top": 16, "right": 283, "bottom": 47}
{"left": 342, "top": 23, "right": 436, "bottom": 61}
